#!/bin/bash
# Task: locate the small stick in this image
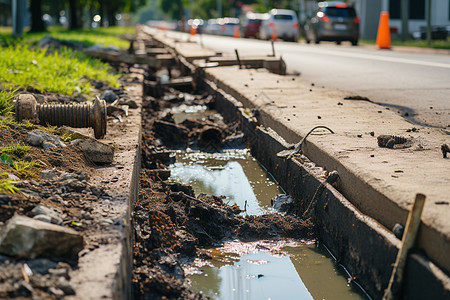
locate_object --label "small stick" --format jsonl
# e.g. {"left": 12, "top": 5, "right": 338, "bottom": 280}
{"left": 383, "top": 193, "right": 426, "bottom": 300}
{"left": 235, "top": 49, "right": 242, "bottom": 69}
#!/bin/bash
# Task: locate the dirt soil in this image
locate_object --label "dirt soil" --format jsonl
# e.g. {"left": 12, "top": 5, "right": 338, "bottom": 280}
{"left": 132, "top": 91, "right": 316, "bottom": 299}
{"left": 0, "top": 77, "right": 136, "bottom": 299}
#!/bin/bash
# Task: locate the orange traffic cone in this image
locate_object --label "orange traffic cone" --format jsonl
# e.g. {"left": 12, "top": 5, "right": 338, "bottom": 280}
{"left": 271, "top": 24, "right": 277, "bottom": 41}
{"left": 376, "top": 12, "right": 391, "bottom": 49}
{"left": 190, "top": 26, "right": 197, "bottom": 36}
{"left": 233, "top": 25, "right": 240, "bottom": 38}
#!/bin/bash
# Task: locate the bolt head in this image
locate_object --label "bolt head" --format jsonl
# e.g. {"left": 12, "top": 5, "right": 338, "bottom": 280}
{"left": 90, "top": 98, "right": 107, "bottom": 139}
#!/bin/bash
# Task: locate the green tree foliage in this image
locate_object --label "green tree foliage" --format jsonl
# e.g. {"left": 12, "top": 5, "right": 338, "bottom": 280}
{"left": 159, "top": 0, "right": 185, "bottom": 20}
{"left": 29, "top": 0, "right": 148, "bottom": 30}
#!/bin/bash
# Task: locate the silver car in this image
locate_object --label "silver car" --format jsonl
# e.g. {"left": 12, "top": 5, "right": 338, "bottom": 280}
{"left": 304, "top": 1, "right": 359, "bottom": 45}
{"left": 259, "top": 9, "right": 300, "bottom": 42}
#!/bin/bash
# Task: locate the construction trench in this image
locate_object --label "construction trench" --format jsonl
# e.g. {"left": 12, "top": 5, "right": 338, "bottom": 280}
{"left": 0, "top": 26, "right": 449, "bottom": 299}
{"left": 127, "top": 27, "right": 450, "bottom": 299}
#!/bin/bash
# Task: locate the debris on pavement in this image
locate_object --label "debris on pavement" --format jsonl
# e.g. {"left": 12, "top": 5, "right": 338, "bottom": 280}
{"left": 441, "top": 144, "right": 449, "bottom": 158}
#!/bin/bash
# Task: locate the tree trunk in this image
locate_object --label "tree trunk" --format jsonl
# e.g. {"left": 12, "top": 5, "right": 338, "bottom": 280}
{"left": 30, "top": 0, "right": 46, "bottom": 32}
{"left": 99, "top": 0, "right": 106, "bottom": 27}
{"left": 68, "top": 0, "right": 80, "bottom": 29}
{"left": 107, "top": 8, "right": 117, "bottom": 26}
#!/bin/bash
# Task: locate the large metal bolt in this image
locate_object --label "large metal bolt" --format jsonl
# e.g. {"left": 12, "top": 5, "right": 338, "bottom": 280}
{"left": 15, "top": 94, "right": 107, "bottom": 139}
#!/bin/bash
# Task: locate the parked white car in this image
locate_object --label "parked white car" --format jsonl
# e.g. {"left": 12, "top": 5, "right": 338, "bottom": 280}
{"left": 259, "top": 9, "right": 300, "bottom": 42}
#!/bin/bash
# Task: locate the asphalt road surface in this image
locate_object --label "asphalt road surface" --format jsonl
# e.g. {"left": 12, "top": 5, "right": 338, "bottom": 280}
{"left": 193, "top": 34, "right": 450, "bottom": 129}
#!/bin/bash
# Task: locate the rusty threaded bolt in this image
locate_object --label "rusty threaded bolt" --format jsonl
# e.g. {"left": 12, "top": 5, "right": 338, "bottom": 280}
{"left": 15, "top": 94, "right": 107, "bottom": 139}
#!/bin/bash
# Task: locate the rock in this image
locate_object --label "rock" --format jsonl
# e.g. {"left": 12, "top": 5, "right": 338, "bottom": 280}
{"left": 118, "top": 99, "right": 138, "bottom": 109}
{"left": 100, "top": 90, "right": 119, "bottom": 103}
{"left": 33, "top": 214, "right": 52, "bottom": 223}
{"left": 393, "top": 223, "right": 404, "bottom": 239}
{"left": 0, "top": 194, "right": 12, "bottom": 204}
{"left": 71, "top": 139, "right": 114, "bottom": 164}
{"left": 30, "top": 205, "right": 63, "bottom": 225}
{"left": 26, "top": 130, "right": 66, "bottom": 148}
{"left": 271, "top": 194, "right": 293, "bottom": 213}
{"left": 72, "top": 92, "right": 87, "bottom": 102}
{"left": 8, "top": 174, "right": 20, "bottom": 181}
{"left": 87, "top": 43, "right": 120, "bottom": 52}
{"left": 26, "top": 258, "right": 58, "bottom": 274}
{"left": 0, "top": 214, "right": 83, "bottom": 261}
{"left": 41, "top": 169, "right": 61, "bottom": 180}
{"left": 42, "top": 141, "right": 57, "bottom": 149}
{"left": 49, "top": 287, "right": 65, "bottom": 297}
{"left": 107, "top": 105, "right": 126, "bottom": 116}
{"left": 57, "top": 280, "right": 75, "bottom": 295}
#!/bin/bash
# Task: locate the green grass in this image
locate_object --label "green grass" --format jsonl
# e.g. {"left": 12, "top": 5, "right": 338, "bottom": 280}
{"left": 0, "top": 142, "right": 31, "bottom": 158}
{"left": 0, "top": 44, "right": 118, "bottom": 95}
{"left": 0, "top": 26, "right": 135, "bottom": 49}
{"left": 0, "top": 176, "right": 19, "bottom": 194}
{"left": 0, "top": 89, "right": 17, "bottom": 116}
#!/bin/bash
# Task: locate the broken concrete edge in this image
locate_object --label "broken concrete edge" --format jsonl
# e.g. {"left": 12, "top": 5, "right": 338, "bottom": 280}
{"left": 141, "top": 26, "right": 286, "bottom": 75}
{"left": 60, "top": 74, "right": 143, "bottom": 299}
{"left": 204, "top": 77, "right": 450, "bottom": 299}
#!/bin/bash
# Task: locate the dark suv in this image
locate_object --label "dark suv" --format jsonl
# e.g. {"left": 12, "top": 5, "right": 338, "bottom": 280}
{"left": 304, "top": 1, "right": 359, "bottom": 45}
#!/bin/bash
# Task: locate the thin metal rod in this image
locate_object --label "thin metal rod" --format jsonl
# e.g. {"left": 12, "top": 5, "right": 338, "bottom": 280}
{"left": 234, "top": 49, "right": 242, "bottom": 69}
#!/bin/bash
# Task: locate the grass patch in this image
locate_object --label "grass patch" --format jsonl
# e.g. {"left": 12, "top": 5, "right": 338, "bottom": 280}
{"left": 0, "top": 176, "right": 19, "bottom": 194}
{"left": 0, "top": 45, "right": 118, "bottom": 95}
{"left": 0, "top": 26, "right": 135, "bottom": 49}
{"left": 0, "top": 89, "right": 17, "bottom": 116}
{"left": 0, "top": 142, "right": 31, "bottom": 158}
{"left": 0, "top": 152, "right": 42, "bottom": 180}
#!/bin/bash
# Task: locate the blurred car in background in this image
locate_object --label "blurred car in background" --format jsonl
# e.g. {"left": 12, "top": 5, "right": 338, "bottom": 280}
{"left": 303, "top": 1, "right": 359, "bottom": 45}
{"left": 204, "top": 19, "right": 221, "bottom": 35}
{"left": 242, "top": 12, "right": 266, "bottom": 38}
{"left": 218, "top": 17, "right": 240, "bottom": 36}
{"left": 259, "top": 9, "right": 299, "bottom": 42}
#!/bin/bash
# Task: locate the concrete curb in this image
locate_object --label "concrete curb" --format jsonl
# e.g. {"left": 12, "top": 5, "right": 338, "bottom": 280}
{"left": 66, "top": 74, "right": 142, "bottom": 299}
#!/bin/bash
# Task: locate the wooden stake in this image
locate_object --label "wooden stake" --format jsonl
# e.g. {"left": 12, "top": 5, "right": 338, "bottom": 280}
{"left": 383, "top": 193, "right": 426, "bottom": 300}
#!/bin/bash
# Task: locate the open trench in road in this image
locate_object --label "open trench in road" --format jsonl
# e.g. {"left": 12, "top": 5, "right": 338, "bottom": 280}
{"left": 131, "top": 48, "right": 370, "bottom": 299}
{"left": 129, "top": 28, "right": 450, "bottom": 300}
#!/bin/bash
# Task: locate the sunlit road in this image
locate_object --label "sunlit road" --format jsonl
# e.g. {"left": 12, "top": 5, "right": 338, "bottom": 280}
{"left": 189, "top": 34, "right": 450, "bottom": 128}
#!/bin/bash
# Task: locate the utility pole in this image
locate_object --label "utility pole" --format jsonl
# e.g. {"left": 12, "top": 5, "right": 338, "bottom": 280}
{"left": 401, "top": 0, "right": 409, "bottom": 41}
{"left": 426, "top": 0, "right": 432, "bottom": 45}
{"left": 189, "top": 0, "right": 193, "bottom": 19}
{"left": 12, "top": 0, "right": 25, "bottom": 37}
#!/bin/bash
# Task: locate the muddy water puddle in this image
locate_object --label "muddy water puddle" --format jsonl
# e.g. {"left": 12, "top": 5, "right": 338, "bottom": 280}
{"left": 186, "top": 240, "right": 366, "bottom": 300}
{"left": 169, "top": 150, "right": 367, "bottom": 299}
{"left": 166, "top": 108, "right": 366, "bottom": 299}
{"left": 169, "top": 149, "right": 282, "bottom": 215}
